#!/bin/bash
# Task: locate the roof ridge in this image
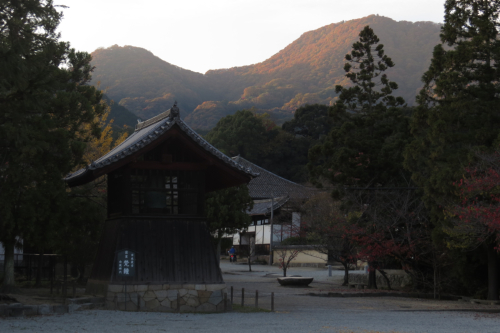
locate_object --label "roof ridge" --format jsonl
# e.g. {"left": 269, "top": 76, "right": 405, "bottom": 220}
{"left": 135, "top": 109, "right": 171, "bottom": 131}
{"left": 231, "top": 156, "right": 302, "bottom": 187}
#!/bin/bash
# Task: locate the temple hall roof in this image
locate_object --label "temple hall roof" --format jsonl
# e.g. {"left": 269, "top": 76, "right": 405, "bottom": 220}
{"left": 65, "top": 104, "right": 258, "bottom": 187}
{"left": 231, "top": 156, "right": 314, "bottom": 200}
{"left": 247, "top": 196, "right": 289, "bottom": 216}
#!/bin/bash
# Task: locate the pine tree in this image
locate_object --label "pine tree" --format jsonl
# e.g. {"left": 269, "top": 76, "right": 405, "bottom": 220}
{"left": 309, "top": 26, "right": 408, "bottom": 194}
{"left": 404, "top": 0, "right": 500, "bottom": 300}
{"left": 331, "top": 26, "right": 405, "bottom": 115}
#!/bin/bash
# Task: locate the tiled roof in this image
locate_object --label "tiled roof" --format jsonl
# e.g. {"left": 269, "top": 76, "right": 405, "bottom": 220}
{"left": 65, "top": 106, "right": 259, "bottom": 184}
{"left": 232, "top": 156, "right": 314, "bottom": 200}
{"left": 247, "top": 197, "right": 289, "bottom": 216}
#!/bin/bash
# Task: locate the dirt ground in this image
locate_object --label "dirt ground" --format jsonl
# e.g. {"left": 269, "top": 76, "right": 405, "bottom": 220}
{"left": 1, "top": 262, "right": 499, "bottom": 314}
{"left": 1, "top": 285, "right": 89, "bottom": 306}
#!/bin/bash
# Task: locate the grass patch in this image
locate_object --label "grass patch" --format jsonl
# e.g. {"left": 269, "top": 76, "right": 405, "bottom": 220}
{"left": 231, "top": 304, "right": 272, "bottom": 313}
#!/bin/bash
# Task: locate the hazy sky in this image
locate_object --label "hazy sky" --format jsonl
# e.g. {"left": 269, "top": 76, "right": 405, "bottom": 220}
{"left": 57, "top": 0, "right": 445, "bottom": 74}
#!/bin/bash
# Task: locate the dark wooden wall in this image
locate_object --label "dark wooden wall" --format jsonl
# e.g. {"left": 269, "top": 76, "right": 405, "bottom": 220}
{"left": 89, "top": 217, "right": 223, "bottom": 285}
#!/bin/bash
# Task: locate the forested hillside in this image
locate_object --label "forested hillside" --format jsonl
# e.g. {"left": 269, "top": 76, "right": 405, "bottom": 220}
{"left": 90, "top": 15, "right": 441, "bottom": 130}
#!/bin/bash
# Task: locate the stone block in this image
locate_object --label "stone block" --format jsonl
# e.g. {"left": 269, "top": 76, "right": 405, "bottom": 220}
{"left": 23, "top": 305, "right": 38, "bottom": 316}
{"left": 37, "top": 304, "right": 53, "bottom": 315}
{"left": 104, "top": 301, "right": 116, "bottom": 310}
{"left": 116, "top": 292, "right": 128, "bottom": 303}
{"left": 182, "top": 284, "right": 195, "bottom": 290}
{"left": 198, "top": 290, "right": 212, "bottom": 304}
{"left": 206, "top": 284, "right": 225, "bottom": 292}
{"left": 125, "top": 301, "right": 136, "bottom": 310}
{"left": 9, "top": 307, "right": 24, "bottom": 317}
{"left": 155, "top": 290, "right": 168, "bottom": 301}
{"left": 169, "top": 284, "right": 183, "bottom": 290}
{"left": 211, "top": 290, "right": 222, "bottom": 298}
{"left": 185, "top": 296, "right": 200, "bottom": 307}
{"left": 136, "top": 285, "right": 148, "bottom": 292}
{"left": 195, "top": 284, "right": 206, "bottom": 291}
{"left": 216, "top": 302, "right": 225, "bottom": 312}
{"left": 198, "top": 290, "right": 211, "bottom": 297}
{"left": 68, "top": 304, "right": 82, "bottom": 313}
{"left": 179, "top": 305, "right": 195, "bottom": 312}
{"left": 178, "top": 289, "right": 187, "bottom": 297}
{"left": 208, "top": 294, "right": 222, "bottom": 306}
{"left": 106, "top": 292, "right": 116, "bottom": 302}
{"left": 196, "top": 303, "right": 216, "bottom": 312}
{"left": 143, "top": 290, "right": 156, "bottom": 302}
{"left": 187, "top": 290, "right": 198, "bottom": 296}
{"left": 157, "top": 305, "right": 175, "bottom": 313}
{"left": 145, "top": 298, "right": 160, "bottom": 310}
{"left": 160, "top": 299, "right": 171, "bottom": 308}
{"left": 0, "top": 304, "right": 9, "bottom": 317}
{"left": 149, "top": 284, "right": 163, "bottom": 291}
{"left": 167, "top": 290, "right": 178, "bottom": 301}
{"left": 162, "top": 284, "right": 171, "bottom": 290}
{"left": 108, "top": 285, "right": 123, "bottom": 293}
{"left": 53, "top": 305, "right": 68, "bottom": 314}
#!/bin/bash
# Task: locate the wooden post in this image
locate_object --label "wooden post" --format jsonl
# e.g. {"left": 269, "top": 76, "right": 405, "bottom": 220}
{"left": 63, "top": 256, "right": 67, "bottom": 304}
{"left": 241, "top": 288, "right": 244, "bottom": 307}
{"left": 50, "top": 277, "right": 53, "bottom": 295}
{"left": 230, "top": 286, "right": 233, "bottom": 304}
{"left": 124, "top": 280, "right": 127, "bottom": 311}
{"left": 271, "top": 292, "right": 274, "bottom": 312}
{"left": 72, "top": 280, "right": 76, "bottom": 298}
{"left": 223, "top": 292, "right": 227, "bottom": 312}
{"left": 137, "top": 294, "right": 140, "bottom": 311}
{"left": 178, "top": 292, "right": 181, "bottom": 312}
{"left": 255, "top": 290, "right": 258, "bottom": 308}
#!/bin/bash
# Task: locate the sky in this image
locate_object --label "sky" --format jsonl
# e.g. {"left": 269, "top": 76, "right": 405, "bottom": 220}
{"left": 57, "top": 0, "right": 446, "bottom": 74}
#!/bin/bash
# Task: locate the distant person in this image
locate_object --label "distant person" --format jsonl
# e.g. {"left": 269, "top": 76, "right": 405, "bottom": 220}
{"left": 228, "top": 246, "right": 236, "bottom": 262}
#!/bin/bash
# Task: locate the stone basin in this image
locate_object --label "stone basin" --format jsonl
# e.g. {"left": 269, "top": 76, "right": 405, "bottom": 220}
{"left": 277, "top": 277, "right": 314, "bottom": 286}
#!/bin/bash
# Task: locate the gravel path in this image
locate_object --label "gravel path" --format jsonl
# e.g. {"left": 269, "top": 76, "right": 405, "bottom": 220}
{"left": 1, "top": 263, "right": 499, "bottom": 332}
{"left": 1, "top": 306, "right": 499, "bottom": 333}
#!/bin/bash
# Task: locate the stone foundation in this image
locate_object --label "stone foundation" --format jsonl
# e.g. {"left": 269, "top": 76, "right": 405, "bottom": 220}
{"left": 105, "top": 283, "right": 227, "bottom": 312}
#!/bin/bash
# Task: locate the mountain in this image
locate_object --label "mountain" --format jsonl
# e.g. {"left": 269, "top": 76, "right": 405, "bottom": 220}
{"left": 90, "top": 15, "right": 441, "bottom": 130}
{"left": 102, "top": 94, "right": 138, "bottom": 129}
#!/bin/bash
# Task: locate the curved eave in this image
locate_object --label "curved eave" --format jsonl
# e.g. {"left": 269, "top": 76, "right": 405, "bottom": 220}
{"left": 65, "top": 116, "right": 259, "bottom": 188}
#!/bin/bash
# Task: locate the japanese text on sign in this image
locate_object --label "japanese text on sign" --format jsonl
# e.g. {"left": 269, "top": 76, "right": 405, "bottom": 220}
{"left": 117, "top": 249, "right": 136, "bottom": 277}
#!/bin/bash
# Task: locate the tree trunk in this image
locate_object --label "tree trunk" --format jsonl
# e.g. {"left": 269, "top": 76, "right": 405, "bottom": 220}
{"left": 377, "top": 269, "right": 391, "bottom": 290}
{"left": 433, "top": 263, "right": 437, "bottom": 300}
{"left": 248, "top": 255, "right": 252, "bottom": 272}
{"left": 283, "top": 266, "right": 287, "bottom": 277}
{"left": 216, "top": 237, "right": 222, "bottom": 266}
{"left": 486, "top": 244, "right": 499, "bottom": 300}
{"left": 35, "top": 249, "right": 44, "bottom": 287}
{"left": 342, "top": 261, "right": 349, "bottom": 286}
{"left": 367, "top": 262, "right": 377, "bottom": 289}
{"left": 1, "top": 238, "right": 16, "bottom": 289}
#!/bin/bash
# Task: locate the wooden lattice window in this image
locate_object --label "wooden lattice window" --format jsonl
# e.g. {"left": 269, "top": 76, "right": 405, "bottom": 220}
{"left": 131, "top": 169, "right": 204, "bottom": 216}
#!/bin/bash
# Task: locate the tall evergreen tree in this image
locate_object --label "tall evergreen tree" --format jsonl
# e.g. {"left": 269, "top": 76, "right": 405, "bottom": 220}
{"left": 404, "top": 0, "right": 500, "bottom": 300}
{"left": 308, "top": 26, "right": 409, "bottom": 289}
{"left": 0, "top": 0, "right": 105, "bottom": 290}
{"left": 309, "top": 26, "right": 408, "bottom": 194}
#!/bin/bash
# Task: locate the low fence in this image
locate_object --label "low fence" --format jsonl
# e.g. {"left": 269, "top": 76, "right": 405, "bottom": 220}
{"left": 108, "top": 285, "right": 276, "bottom": 313}
{"left": 228, "top": 286, "right": 275, "bottom": 312}
{"left": 0, "top": 254, "right": 59, "bottom": 281}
